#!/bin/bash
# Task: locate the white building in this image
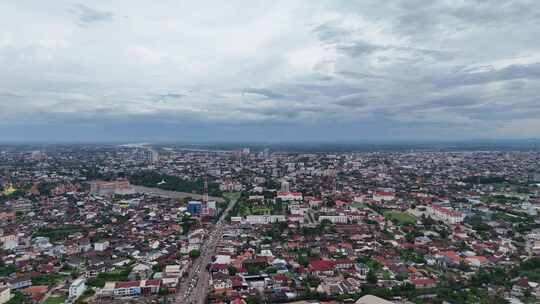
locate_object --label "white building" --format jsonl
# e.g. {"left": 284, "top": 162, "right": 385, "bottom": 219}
{"left": 373, "top": 190, "right": 395, "bottom": 202}
{"left": 245, "top": 215, "right": 286, "bottom": 225}
{"left": 281, "top": 181, "right": 290, "bottom": 192}
{"left": 0, "top": 235, "right": 17, "bottom": 251}
{"left": 0, "top": 287, "right": 10, "bottom": 304}
{"left": 69, "top": 277, "right": 87, "bottom": 301}
{"left": 94, "top": 241, "right": 110, "bottom": 252}
{"left": 219, "top": 181, "right": 243, "bottom": 192}
{"left": 319, "top": 214, "right": 348, "bottom": 224}
{"left": 426, "top": 204, "right": 465, "bottom": 224}
{"left": 277, "top": 192, "right": 303, "bottom": 201}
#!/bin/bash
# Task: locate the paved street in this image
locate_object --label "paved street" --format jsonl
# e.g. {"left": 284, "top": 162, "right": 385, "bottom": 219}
{"left": 174, "top": 197, "right": 238, "bottom": 304}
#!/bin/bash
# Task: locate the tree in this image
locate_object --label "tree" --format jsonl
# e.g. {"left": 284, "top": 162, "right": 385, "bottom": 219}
{"left": 367, "top": 270, "right": 378, "bottom": 284}
{"left": 228, "top": 265, "right": 237, "bottom": 276}
{"left": 247, "top": 265, "right": 261, "bottom": 275}
{"left": 189, "top": 249, "right": 201, "bottom": 259}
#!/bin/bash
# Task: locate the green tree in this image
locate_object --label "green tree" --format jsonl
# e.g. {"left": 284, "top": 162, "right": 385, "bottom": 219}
{"left": 367, "top": 270, "right": 378, "bottom": 284}
{"left": 189, "top": 249, "right": 201, "bottom": 259}
{"left": 228, "top": 265, "right": 237, "bottom": 276}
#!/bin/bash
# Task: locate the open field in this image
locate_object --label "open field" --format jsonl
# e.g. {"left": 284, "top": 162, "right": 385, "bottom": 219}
{"left": 132, "top": 185, "right": 224, "bottom": 202}
{"left": 44, "top": 295, "right": 67, "bottom": 304}
{"left": 384, "top": 211, "right": 417, "bottom": 224}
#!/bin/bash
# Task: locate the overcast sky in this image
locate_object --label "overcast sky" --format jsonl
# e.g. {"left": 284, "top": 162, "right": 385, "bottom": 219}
{"left": 1, "top": 0, "right": 540, "bottom": 142}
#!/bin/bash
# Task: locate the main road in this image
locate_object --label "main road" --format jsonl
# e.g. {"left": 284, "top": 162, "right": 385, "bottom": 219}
{"left": 174, "top": 196, "right": 238, "bottom": 304}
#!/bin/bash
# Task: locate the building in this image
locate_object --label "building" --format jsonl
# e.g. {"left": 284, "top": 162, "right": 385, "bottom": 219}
{"left": 319, "top": 214, "right": 348, "bottom": 224}
{"left": 373, "top": 190, "right": 395, "bottom": 202}
{"left": 355, "top": 294, "right": 394, "bottom": 304}
{"left": 308, "top": 260, "right": 335, "bottom": 277}
{"left": 90, "top": 181, "right": 134, "bottom": 196}
{"left": 107, "top": 280, "right": 161, "bottom": 297}
{"left": 245, "top": 215, "right": 286, "bottom": 225}
{"left": 280, "top": 181, "right": 290, "bottom": 192}
{"left": 0, "top": 287, "right": 10, "bottom": 304}
{"left": 220, "top": 181, "right": 243, "bottom": 192}
{"left": 9, "top": 276, "right": 32, "bottom": 290}
{"left": 426, "top": 204, "right": 465, "bottom": 224}
{"left": 187, "top": 201, "right": 202, "bottom": 215}
{"left": 69, "top": 277, "right": 87, "bottom": 301}
{"left": 0, "top": 235, "right": 17, "bottom": 251}
{"left": 94, "top": 241, "right": 110, "bottom": 252}
{"left": 276, "top": 192, "right": 302, "bottom": 201}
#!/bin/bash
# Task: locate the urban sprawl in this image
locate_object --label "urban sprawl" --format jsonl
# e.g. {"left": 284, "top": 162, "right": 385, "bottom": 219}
{"left": 1, "top": 145, "right": 540, "bottom": 304}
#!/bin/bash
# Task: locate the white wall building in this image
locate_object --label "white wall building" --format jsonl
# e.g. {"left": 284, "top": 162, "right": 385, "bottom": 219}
{"left": 0, "top": 287, "right": 11, "bottom": 304}
{"left": 245, "top": 215, "right": 286, "bottom": 225}
{"left": 319, "top": 214, "right": 348, "bottom": 224}
{"left": 426, "top": 204, "right": 465, "bottom": 224}
{"left": 94, "top": 241, "right": 110, "bottom": 252}
{"left": 277, "top": 192, "right": 303, "bottom": 201}
{"left": 69, "top": 277, "right": 87, "bottom": 301}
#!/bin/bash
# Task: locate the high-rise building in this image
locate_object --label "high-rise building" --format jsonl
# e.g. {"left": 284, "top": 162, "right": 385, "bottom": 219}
{"left": 281, "top": 180, "right": 290, "bottom": 192}
{"left": 31, "top": 151, "right": 46, "bottom": 161}
{"left": 136, "top": 148, "right": 159, "bottom": 164}
{"left": 149, "top": 149, "right": 159, "bottom": 164}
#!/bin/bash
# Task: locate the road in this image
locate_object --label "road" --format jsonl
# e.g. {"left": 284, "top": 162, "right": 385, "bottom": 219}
{"left": 174, "top": 197, "right": 238, "bottom": 304}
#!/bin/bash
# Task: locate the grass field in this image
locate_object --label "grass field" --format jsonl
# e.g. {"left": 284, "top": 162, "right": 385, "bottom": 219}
{"left": 223, "top": 192, "right": 241, "bottom": 201}
{"left": 384, "top": 211, "right": 417, "bottom": 224}
{"left": 44, "top": 295, "right": 67, "bottom": 304}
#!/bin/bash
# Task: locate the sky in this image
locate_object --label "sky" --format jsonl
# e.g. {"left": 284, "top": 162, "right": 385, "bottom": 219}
{"left": 1, "top": 0, "right": 540, "bottom": 143}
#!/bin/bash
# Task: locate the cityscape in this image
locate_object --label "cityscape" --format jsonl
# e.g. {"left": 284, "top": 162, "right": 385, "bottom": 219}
{"left": 0, "top": 144, "right": 540, "bottom": 304}
{"left": 2, "top": 1, "right": 540, "bottom": 304}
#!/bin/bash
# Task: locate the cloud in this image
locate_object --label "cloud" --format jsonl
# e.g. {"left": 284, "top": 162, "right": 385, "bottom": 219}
{"left": 426, "top": 96, "right": 478, "bottom": 108}
{"left": 73, "top": 4, "right": 113, "bottom": 25}
{"left": 242, "top": 88, "right": 287, "bottom": 100}
{"left": 1, "top": 0, "right": 540, "bottom": 141}
{"left": 431, "top": 63, "right": 540, "bottom": 88}
{"left": 334, "top": 93, "right": 368, "bottom": 108}
{"left": 336, "top": 40, "right": 384, "bottom": 57}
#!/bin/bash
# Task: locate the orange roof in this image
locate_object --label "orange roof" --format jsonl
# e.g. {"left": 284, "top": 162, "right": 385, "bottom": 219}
{"left": 22, "top": 285, "right": 48, "bottom": 295}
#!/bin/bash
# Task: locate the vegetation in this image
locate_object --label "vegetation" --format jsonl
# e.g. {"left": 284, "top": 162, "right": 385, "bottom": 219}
{"left": 34, "top": 226, "right": 87, "bottom": 242}
{"left": 0, "top": 263, "right": 17, "bottom": 276}
{"left": 516, "top": 257, "right": 540, "bottom": 281}
{"left": 32, "top": 273, "right": 68, "bottom": 286}
{"left": 189, "top": 249, "right": 201, "bottom": 259}
{"left": 43, "top": 295, "right": 67, "bottom": 304}
{"left": 87, "top": 265, "right": 133, "bottom": 288}
{"left": 129, "top": 171, "right": 222, "bottom": 196}
{"left": 480, "top": 195, "right": 519, "bottom": 204}
{"left": 384, "top": 211, "right": 416, "bottom": 225}
{"left": 231, "top": 199, "right": 284, "bottom": 217}
{"left": 463, "top": 176, "right": 507, "bottom": 184}
{"left": 6, "top": 292, "right": 30, "bottom": 304}
{"left": 223, "top": 192, "right": 241, "bottom": 202}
